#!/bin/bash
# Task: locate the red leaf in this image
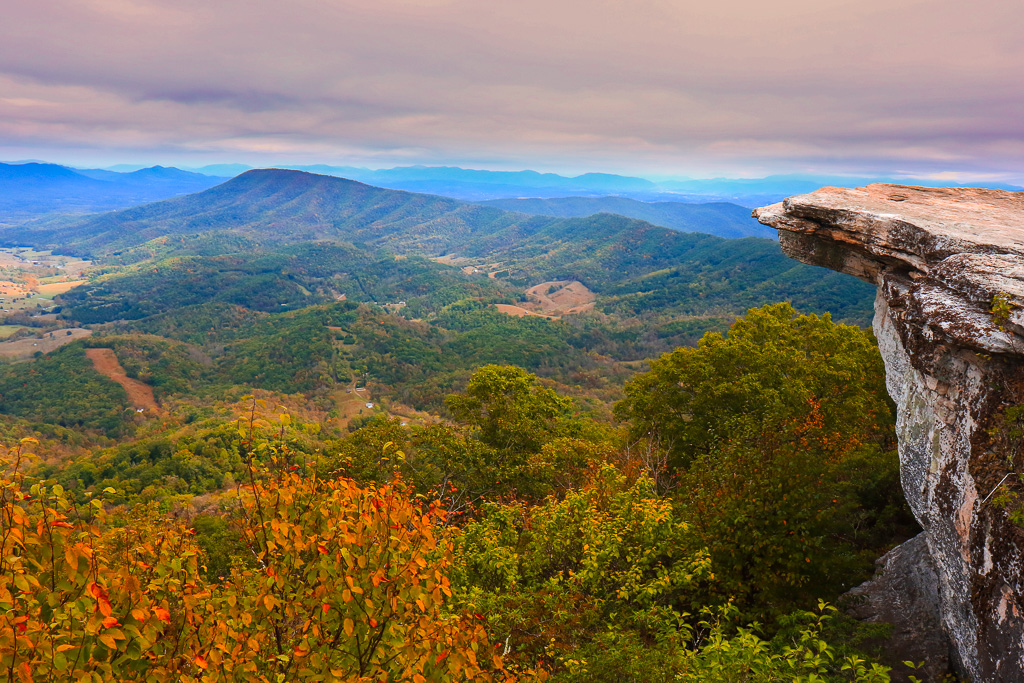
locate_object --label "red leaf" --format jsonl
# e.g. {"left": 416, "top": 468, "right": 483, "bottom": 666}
{"left": 322, "top": 603, "right": 330, "bottom": 614}
{"left": 435, "top": 649, "right": 449, "bottom": 665}
{"left": 317, "top": 544, "right": 328, "bottom": 555}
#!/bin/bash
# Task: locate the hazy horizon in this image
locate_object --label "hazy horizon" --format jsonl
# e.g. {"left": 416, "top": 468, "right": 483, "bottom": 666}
{"left": 6, "top": 158, "right": 1022, "bottom": 189}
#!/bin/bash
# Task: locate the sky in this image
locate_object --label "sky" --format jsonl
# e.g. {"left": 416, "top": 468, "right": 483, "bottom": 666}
{"left": 1, "top": 0, "right": 1022, "bottom": 181}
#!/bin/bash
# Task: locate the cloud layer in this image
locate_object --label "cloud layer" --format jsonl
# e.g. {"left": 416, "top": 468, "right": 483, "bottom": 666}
{"left": 2, "top": 0, "right": 1022, "bottom": 178}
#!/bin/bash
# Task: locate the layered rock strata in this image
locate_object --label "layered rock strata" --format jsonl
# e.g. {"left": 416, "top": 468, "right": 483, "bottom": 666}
{"left": 755, "top": 184, "right": 1024, "bottom": 682}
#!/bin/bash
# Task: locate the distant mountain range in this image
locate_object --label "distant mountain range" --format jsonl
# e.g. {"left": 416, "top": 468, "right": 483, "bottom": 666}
{"left": 479, "top": 196, "right": 773, "bottom": 239}
{"left": 2, "top": 169, "right": 641, "bottom": 258}
{"left": 5, "top": 159, "right": 1018, "bottom": 227}
{"left": 1, "top": 168, "right": 876, "bottom": 324}
{"left": 170, "top": 164, "right": 1023, "bottom": 206}
{"left": 0, "top": 162, "right": 225, "bottom": 221}
{"left": 1, "top": 169, "right": 773, "bottom": 257}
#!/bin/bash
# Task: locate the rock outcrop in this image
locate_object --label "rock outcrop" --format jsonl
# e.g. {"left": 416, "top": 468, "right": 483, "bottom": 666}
{"left": 755, "top": 184, "right": 1024, "bottom": 682}
{"left": 844, "top": 533, "right": 952, "bottom": 681}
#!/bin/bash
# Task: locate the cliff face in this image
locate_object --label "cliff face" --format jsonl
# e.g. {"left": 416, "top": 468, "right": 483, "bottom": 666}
{"left": 755, "top": 184, "right": 1024, "bottom": 681}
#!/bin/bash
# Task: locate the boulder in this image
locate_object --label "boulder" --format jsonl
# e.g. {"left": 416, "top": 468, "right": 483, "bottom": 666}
{"left": 845, "top": 533, "right": 953, "bottom": 681}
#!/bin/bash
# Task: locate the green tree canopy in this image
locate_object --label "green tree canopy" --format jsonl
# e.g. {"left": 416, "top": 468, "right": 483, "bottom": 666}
{"left": 446, "top": 365, "right": 573, "bottom": 457}
{"left": 615, "top": 303, "right": 895, "bottom": 470}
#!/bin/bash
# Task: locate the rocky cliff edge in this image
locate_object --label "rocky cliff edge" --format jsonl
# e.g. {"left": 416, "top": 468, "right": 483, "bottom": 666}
{"left": 756, "top": 184, "right": 1024, "bottom": 682}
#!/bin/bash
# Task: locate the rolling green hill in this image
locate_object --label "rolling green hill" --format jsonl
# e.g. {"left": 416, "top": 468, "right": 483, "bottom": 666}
{"left": 6, "top": 169, "right": 874, "bottom": 325}
{"left": 2, "top": 169, "right": 527, "bottom": 258}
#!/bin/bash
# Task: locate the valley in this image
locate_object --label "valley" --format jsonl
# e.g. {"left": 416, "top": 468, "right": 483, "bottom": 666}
{"left": 0, "top": 169, "right": 916, "bottom": 681}
{"left": 4, "top": 0, "right": 1013, "bottom": 675}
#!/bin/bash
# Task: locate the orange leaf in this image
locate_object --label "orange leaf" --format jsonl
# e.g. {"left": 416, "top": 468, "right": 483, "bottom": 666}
{"left": 321, "top": 603, "right": 330, "bottom": 614}
{"left": 317, "top": 544, "right": 328, "bottom": 555}
{"left": 436, "top": 649, "right": 449, "bottom": 665}
{"left": 154, "top": 607, "right": 171, "bottom": 624}
{"left": 194, "top": 655, "right": 208, "bottom": 670}
{"left": 369, "top": 618, "right": 378, "bottom": 628}
{"left": 102, "top": 616, "right": 120, "bottom": 629}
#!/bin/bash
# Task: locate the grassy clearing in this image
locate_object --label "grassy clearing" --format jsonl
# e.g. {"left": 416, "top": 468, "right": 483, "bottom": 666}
{"left": 0, "top": 328, "right": 92, "bottom": 359}
{"left": 36, "top": 280, "right": 86, "bottom": 298}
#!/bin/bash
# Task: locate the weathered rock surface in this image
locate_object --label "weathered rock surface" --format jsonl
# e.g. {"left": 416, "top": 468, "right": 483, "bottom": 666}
{"left": 755, "top": 184, "right": 1024, "bottom": 682}
{"left": 845, "top": 533, "right": 953, "bottom": 681}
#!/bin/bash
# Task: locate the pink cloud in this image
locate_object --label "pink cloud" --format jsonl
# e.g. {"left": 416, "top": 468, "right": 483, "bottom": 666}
{"left": 0, "top": 0, "right": 1021, "bottom": 178}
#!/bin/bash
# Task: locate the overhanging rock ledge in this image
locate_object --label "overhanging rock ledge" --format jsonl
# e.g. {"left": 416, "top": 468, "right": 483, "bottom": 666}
{"left": 755, "top": 183, "right": 1024, "bottom": 681}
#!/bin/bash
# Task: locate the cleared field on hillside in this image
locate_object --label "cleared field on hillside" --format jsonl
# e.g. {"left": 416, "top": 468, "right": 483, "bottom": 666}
{"left": 333, "top": 381, "right": 378, "bottom": 429}
{"left": 524, "top": 280, "right": 596, "bottom": 315}
{"left": 37, "top": 280, "right": 86, "bottom": 298}
{"left": 85, "top": 347, "right": 158, "bottom": 412}
{"left": 494, "top": 280, "right": 596, "bottom": 321}
{"left": 494, "top": 304, "right": 557, "bottom": 319}
{"left": 0, "top": 328, "right": 92, "bottom": 359}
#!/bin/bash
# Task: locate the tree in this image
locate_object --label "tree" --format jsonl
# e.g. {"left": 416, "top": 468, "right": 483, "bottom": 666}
{"left": 188, "top": 467, "right": 511, "bottom": 682}
{"left": 452, "top": 465, "right": 711, "bottom": 677}
{"left": 445, "top": 366, "right": 574, "bottom": 498}
{"left": 446, "top": 365, "right": 572, "bottom": 457}
{"left": 615, "top": 304, "right": 913, "bottom": 622}
{"left": 615, "top": 303, "right": 895, "bottom": 470}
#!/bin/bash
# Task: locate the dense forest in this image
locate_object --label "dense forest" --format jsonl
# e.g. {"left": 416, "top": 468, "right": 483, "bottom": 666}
{"left": 0, "top": 171, "right": 918, "bottom": 681}
{"left": 2, "top": 305, "right": 919, "bottom": 681}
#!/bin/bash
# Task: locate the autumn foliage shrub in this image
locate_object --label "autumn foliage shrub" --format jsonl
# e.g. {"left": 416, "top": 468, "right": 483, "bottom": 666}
{"left": 0, "top": 437, "right": 525, "bottom": 682}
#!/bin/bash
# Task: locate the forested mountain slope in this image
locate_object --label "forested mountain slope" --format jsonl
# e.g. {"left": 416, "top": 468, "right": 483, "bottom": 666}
{"left": 479, "top": 196, "right": 774, "bottom": 238}
{"left": 1, "top": 169, "right": 522, "bottom": 257}
{"left": 1, "top": 169, "right": 874, "bottom": 324}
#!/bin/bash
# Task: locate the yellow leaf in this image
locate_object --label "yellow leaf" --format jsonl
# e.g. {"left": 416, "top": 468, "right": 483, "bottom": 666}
{"left": 343, "top": 618, "right": 354, "bottom": 637}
